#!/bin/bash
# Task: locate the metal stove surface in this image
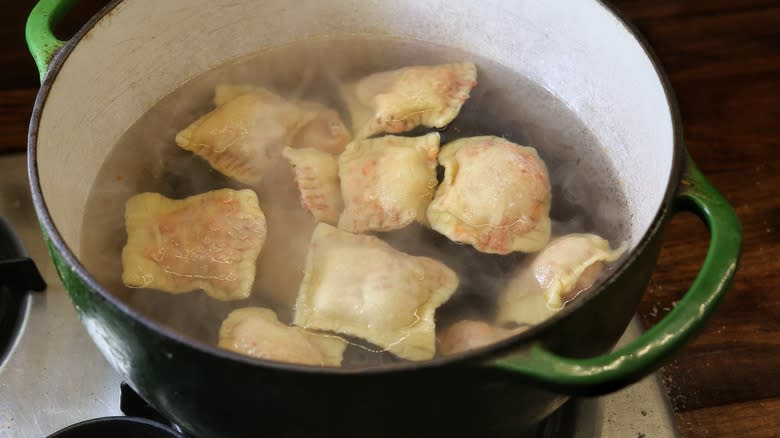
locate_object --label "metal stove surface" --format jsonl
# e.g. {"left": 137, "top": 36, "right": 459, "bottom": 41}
{"left": 0, "top": 153, "right": 680, "bottom": 437}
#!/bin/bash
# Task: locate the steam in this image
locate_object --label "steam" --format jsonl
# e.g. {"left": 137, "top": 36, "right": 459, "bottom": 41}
{"left": 79, "top": 36, "right": 630, "bottom": 367}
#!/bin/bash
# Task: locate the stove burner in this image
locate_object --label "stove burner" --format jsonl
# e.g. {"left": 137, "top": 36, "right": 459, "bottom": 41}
{"left": 120, "top": 382, "right": 176, "bottom": 427}
{"left": 523, "top": 402, "right": 583, "bottom": 437}
{"left": 0, "top": 215, "right": 45, "bottom": 364}
{"left": 46, "top": 383, "right": 183, "bottom": 437}
{"left": 47, "top": 417, "right": 181, "bottom": 438}
{"left": 0, "top": 216, "right": 45, "bottom": 292}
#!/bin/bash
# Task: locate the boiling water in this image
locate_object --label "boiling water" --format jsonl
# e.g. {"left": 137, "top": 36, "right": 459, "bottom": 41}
{"left": 80, "top": 37, "right": 629, "bottom": 368}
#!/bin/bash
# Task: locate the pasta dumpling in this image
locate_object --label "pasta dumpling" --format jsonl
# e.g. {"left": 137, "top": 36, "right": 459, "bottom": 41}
{"left": 176, "top": 87, "right": 350, "bottom": 185}
{"left": 342, "top": 62, "right": 477, "bottom": 138}
{"left": 176, "top": 92, "right": 301, "bottom": 185}
{"left": 294, "top": 223, "right": 459, "bottom": 361}
{"left": 215, "top": 85, "right": 351, "bottom": 154}
{"left": 497, "top": 233, "right": 628, "bottom": 326}
{"left": 427, "top": 136, "right": 552, "bottom": 254}
{"left": 213, "top": 84, "right": 281, "bottom": 107}
{"left": 219, "top": 307, "right": 347, "bottom": 367}
{"left": 293, "top": 101, "right": 353, "bottom": 155}
{"left": 282, "top": 147, "right": 343, "bottom": 225}
{"left": 122, "top": 189, "right": 266, "bottom": 301}
{"left": 338, "top": 133, "right": 440, "bottom": 233}
{"left": 437, "top": 320, "right": 520, "bottom": 356}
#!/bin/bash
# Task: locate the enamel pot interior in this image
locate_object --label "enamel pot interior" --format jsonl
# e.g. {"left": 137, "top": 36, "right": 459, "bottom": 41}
{"left": 33, "top": 0, "right": 674, "bottom": 366}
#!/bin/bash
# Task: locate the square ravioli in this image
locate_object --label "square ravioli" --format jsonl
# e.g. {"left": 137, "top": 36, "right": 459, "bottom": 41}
{"left": 338, "top": 133, "right": 440, "bottom": 233}
{"left": 497, "top": 234, "right": 627, "bottom": 326}
{"left": 214, "top": 85, "right": 352, "bottom": 155}
{"left": 175, "top": 91, "right": 301, "bottom": 185}
{"left": 427, "top": 136, "right": 552, "bottom": 254}
{"left": 436, "top": 320, "right": 522, "bottom": 356}
{"left": 283, "top": 146, "right": 343, "bottom": 225}
{"left": 176, "top": 86, "right": 350, "bottom": 185}
{"left": 213, "top": 84, "right": 281, "bottom": 107}
{"left": 122, "top": 189, "right": 267, "bottom": 301}
{"left": 342, "top": 62, "right": 477, "bottom": 138}
{"left": 219, "top": 307, "right": 346, "bottom": 367}
{"left": 293, "top": 223, "right": 459, "bottom": 361}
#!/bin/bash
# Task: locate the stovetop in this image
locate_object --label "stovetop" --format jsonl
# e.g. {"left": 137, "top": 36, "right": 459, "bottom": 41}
{"left": 0, "top": 153, "right": 681, "bottom": 437}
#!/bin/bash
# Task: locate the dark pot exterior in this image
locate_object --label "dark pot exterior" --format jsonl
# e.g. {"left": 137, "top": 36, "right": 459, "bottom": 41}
{"left": 45, "top": 207, "right": 669, "bottom": 437}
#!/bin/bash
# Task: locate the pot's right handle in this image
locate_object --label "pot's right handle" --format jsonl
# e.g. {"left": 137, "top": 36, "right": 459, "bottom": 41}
{"left": 26, "top": 0, "right": 79, "bottom": 81}
{"left": 488, "top": 155, "right": 742, "bottom": 395}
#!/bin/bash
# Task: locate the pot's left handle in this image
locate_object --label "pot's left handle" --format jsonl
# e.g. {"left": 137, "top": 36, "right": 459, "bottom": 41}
{"left": 26, "top": 0, "right": 79, "bottom": 81}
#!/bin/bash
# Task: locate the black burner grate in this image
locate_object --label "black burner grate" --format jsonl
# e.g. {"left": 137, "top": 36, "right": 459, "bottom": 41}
{"left": 0, "top": 215, "right": 45, "bottom": 365}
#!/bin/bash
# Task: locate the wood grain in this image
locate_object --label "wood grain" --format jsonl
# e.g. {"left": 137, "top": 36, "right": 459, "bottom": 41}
{"left": 675, "top": 398, "right": 780, "bottom": 438}
{"left": 0, "top": 89, "right": 36, "bottom": 152}
{"left": 1, "top": 1, "right": 778, "bottom": 437}
{"left": 611, "top": 0, "right": 780, "bottom": 436}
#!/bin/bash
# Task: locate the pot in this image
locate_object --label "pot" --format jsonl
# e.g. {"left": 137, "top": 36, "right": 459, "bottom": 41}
{"left": 26, "top": 0, "right": 742, "bottom": 436}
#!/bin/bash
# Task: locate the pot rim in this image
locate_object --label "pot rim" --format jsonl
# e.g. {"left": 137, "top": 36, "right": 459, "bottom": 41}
{"left": 27, "top": 0, "right": 685, "bottom": 375}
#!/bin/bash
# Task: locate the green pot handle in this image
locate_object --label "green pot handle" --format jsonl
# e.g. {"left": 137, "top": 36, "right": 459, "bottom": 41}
{"left": 489, "top": 155, "right": 742, "bottom": 395}
{"left": 26, "top": 0, "right": 79, "bottom": 81}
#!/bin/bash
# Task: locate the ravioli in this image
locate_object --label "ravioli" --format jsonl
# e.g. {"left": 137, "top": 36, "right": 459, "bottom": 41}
{"left": 342, "top": 62, "right": 477, "bottom": 138}
{"left": 497, "top": 233, "right": 628, "bottom": 326}
{"left": 294, "top": 223, "right": 459, "bottom": 361}
{"left": 215, "top": 85, "right": 351, "bottom": 154}
{"left": 219, "top": 307, "right": 347, "bottom": 366}
{"left": 176, "top": 87, "right": 350, "bottom": 185}
{"left": 338, "top": 133, "right": 440, "bottom": 233}
{"left": 427, "top": 136, "right": 552, "bottom": 254}
{"left": 122, "top": 189, "right": 266, "bottom": 301}
{"left": 213, "top": 84, "right": 281, "bottom": 107}
{"left": 282, "top": 147, "right": 343, "bottom": 225}
{"left": 176, "top": 92, "right": 301, "bottom": 185}
{"left": 437, "top": 320, "right": 519, "bottom": 356}
{"left": 293, "top": 101, "right": 353, "bottom": 155}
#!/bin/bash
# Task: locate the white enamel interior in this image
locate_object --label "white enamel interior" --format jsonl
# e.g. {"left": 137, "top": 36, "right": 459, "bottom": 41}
{"left": 36, "top": 0, "right": 673, "bottom": 255}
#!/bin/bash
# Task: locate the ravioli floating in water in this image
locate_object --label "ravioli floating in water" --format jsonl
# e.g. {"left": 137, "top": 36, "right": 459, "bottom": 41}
{"left": 215, "top": 84, "right": 352, "bottom": 155}
{"left": 219, "top": 307, "right": 347, "bottom": 367}
{"left": 294, "top": 223, "right": 459, "bottom": 361}
{"left": 342, "top": 62, "right": 477, "bottom": 138}
{"left": 87, "top": 42, "right": 631, "bottom": 370}
{"left": 283, "top": 146, "right": 343, "bottom": 225}
{"left": 176, "top": 86, "right": 350, "bottom": 185}
{"left": 497, "top": 233, "right": 628, "bottom": 326}
{"left": 338, "top": 133, "right": 440, "bottom": 233}
{"left": 213, "top": 84, "right": 281, "bottom": 107}
{"left": 427, "top": 136, "right": 552, "bottom": 254}
{"left": 121, "top": 189, "right": 266, "bottom": 301}
{"left": 437, "top": 320, "right": 521, "bottom": 356}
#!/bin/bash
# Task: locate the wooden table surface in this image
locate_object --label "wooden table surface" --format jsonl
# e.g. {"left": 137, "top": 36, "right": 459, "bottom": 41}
{"left": 1, "top": 1, "right": 778, "bottom": 437}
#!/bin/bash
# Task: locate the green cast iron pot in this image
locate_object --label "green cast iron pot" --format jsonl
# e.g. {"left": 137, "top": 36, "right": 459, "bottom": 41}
{"left": 26, "top": 0, "right": 742, "bottom": 436}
